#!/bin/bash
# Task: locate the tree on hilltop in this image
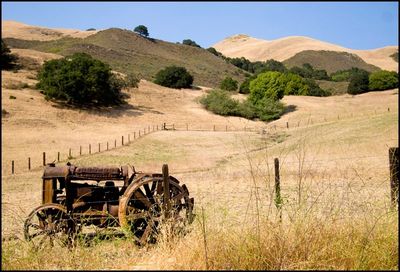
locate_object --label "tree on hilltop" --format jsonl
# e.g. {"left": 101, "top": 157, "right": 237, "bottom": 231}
{"left": 134, "top": 25, "right": 149, "bottom": 37}
{"left": 182, "top": 39, "right": 201, "bottom": 48}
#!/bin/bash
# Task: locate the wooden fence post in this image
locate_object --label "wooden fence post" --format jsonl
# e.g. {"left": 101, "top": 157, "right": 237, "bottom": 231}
{"left": 128, "top": 134, "right": 130, "bottom": 143}
{"left": 107, "top": 142, "right": 109, "bottom": 151}
{"left": 80, "top": 146, "right": 82, "bottom": 156}
{"left": 226, "top": 125, "right": 228, "bottom": 131}
{"left": 98, "top": 143, "right": 101, "bottom": 152}
{"left": 122, "top": 136, "right": 124, "bottom": 146}
{"left": 172, "top": 124, "right": 175, "bottom": 130}
{"left": 389, "top": 147, "right": 399, "bottom": 209}
{"left": 162, "top": 164, "right": 171, "bottom": 218}
{"left": 163, "top": 123, "right": 166, "bottom": 130}
{"left": 213, "top": 125, "right": 215, "bottom": 131}
{"left": 274, "top": 158, "right": 282, "bottom": 221}
{"left": 114, "top": 139, "right": 116, "bottom": 148}
{"left": 157, "top": 125, "right": 158, "bottom": 131}
{"left": 28, "top": 157, "right": 31, "bottom": 171}
{"left": 286, "top": 122, "right": 289, "bottom": 129}
{"left": 89, "top": 144, "right": 91, "bottom": 154}
{"left": 69, "top": 148, "right": 71, "bottom": 158}
{"left": 134, "top": 132, "right": 136, "bottom": 139}
{"left": 43, "top": 152, "right": 46, "bottom": 166}
{"left": 12, "top": 160, "right": 14, "bottom": 174}
{"left": 57, "top": 152, "right": 60, "bottom": 162}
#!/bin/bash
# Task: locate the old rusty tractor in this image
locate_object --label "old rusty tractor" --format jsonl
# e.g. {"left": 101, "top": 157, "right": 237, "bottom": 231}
{"left": 24, "top": 162, "right": 194, "bottom": 247}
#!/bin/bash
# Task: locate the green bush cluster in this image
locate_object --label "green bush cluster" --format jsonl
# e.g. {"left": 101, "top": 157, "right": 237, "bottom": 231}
{"left": 289, "top": 63, "right": 330, "bottom": 80}
{"left": 249, "top": 71, "right": 330, "bottom": 102}
{"left": 182, "top": 39, "right": 201, "bottom": 48}
{"left": 331, "top": 67, "right": 369, "bottom": 82}
{"left": 347, "top": 69, "right": 370, "bottom": 94}
{"left": 239, "top": 75, "right": 257, "bottom": 94}
{"left": 200, "top": 89, "right": 284, "bottom": 121}
{"left": 220, "top": 77, "right": 238, "bottom": 91}
{"left": 368, "top": 70, "right": 398, "bottom": 91}
{"left": 154, "top": 65, "right": 193, "bottom": 89}
{"left": 346, "top": 69, "right": 398, "bottom": 95}
{"left": 1, "top": 40, "right": 18, "bottom": 70}
{"left": 37, "top": 53, "right": 123, "bottom": 106}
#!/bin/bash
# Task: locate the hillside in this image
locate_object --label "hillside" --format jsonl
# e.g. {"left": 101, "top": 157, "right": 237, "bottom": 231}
{"left": 1, "top": 20, "right": 98, "bottom": 41}
{"left": 213, "top": 34, "right": 398, "bottom": 72}
{"left": 283, "top": 50, "right": 380, "bottom": 74}
{"left": 2, "top": 22, "right": 245, "bottom": 87}
{"left": 2, "top": 65, "right": 398, "bottom": 269}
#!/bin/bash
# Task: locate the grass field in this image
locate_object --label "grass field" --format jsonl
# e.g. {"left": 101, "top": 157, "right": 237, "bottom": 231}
{"left": 1, "top": 65, "right": 398, "bottom": 270}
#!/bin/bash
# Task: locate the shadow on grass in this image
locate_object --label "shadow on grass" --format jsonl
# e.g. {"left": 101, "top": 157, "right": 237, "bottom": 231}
{"left": 49, "top": 98, "right": 165, "bottom": 118}
{"left": 281, "top": 104, "right": 297, "bottom": 116}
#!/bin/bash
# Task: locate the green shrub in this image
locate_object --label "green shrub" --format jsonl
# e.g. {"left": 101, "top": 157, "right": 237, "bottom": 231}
{"left": 154, "top": 66, "right": 193, "bottom": 89}
{"left": 249, "top": 71, "right": 285, "bottom": 103}
{"left": 124, "top": 73, "right": 140, "bottom": 88}
{"left": 303, "top": 78, "right": 331, "bottom": 97}
{"left": 239, "top": 75, "right": 257, "bottom": 94}
{"left": 220, "top": 77, "right": 238, "bottom": 91}
{"left": 207, "top": 47, "right": 224, "bottom": 58}
{"left": 37, "top": 53, "right": 123, "bottom": 106}
{"left": 368, "top": 70, "right": 398, "bottom": 91}
{"left": 1, "top": 40, "right": 18, "bottom": 70}
{"left": 200, "top": 89, "right": 239, "bottom": 116}
{"left": 289, "top": 63, "right": 329, "bottom": 80}
{"left": 200, "top": 89, "right": 285, "bottom": 121}
{"left": 331, "top": 67, "right": 370, "bottom": 82}
{"left": 347, "top": 70, "right": 370, "bottom": 95}
{"left": 390, "top": 52, "right": 398, "bottom": 62}
{"left": 254, "top": 96, "right": 285, "bottom": 121}
{"left": 86, "top": 28, "right": 96, "bottom": 31}
{"left": 182, "top": 39, "right": 201, "bottom": 48}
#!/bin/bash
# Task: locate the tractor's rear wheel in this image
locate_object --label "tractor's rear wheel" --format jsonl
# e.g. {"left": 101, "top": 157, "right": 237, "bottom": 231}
{"left": 118, "top": 174, "right": 194, "bottom": 245}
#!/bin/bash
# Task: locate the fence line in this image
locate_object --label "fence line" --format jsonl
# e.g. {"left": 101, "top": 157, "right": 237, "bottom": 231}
{"left": 7, "top": 108, "right": 397, "bottom": 175}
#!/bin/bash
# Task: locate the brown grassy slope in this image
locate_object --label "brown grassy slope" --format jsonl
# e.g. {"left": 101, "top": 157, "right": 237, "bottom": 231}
{"left": 283, "top": 50, "right": 380, "bottom": 74}
{"left": 3, "top": 28, "right": 246, "bottom": 88}
{"left": 213, "top": 34, "right": 398, "bottom": 72}
{"left": 2, "top": 20, "right": 98, "bottom": 41}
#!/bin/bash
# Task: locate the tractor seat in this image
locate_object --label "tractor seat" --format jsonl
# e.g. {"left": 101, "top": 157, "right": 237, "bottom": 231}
{"left": 104, "top": 181, "right": 120, "bottom": 202}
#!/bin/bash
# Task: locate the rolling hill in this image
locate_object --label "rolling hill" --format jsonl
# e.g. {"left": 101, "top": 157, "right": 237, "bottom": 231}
{"left": 2, "top": 21, "right": 245, "bottom": 87}
{"left": 283, "top": 50, "right": 380, "bottom": 74}
{"left": 213, "top": 34, "right": 398, "bottom": 72}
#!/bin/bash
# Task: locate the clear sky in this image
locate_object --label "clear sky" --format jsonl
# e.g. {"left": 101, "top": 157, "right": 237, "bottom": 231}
{"left": 1, "top": 1, "right": 398, "bottom": 50}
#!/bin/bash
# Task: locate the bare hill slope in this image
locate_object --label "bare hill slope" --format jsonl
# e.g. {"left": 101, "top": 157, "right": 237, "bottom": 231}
{"left": 283, "top": 50, "right": 380, "bottom": 74}
{"left": 3, "top": 21, "right": 245, "bottom": 87}
{"left": 2, "top": 20, "right": 98, "bottom": 41}
{"left": 213, "top": 34, "right": 398, "bottom": 71}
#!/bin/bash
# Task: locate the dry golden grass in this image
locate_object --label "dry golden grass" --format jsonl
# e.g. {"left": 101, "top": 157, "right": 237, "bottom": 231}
{"left": 1, "top": 59, "right": 398, "bottom": 270}
{"left": 213, "top": 34, "right": 398, "bottom": 71}
{"left": 2, "top": 20, "right": 98, "bottom": 41}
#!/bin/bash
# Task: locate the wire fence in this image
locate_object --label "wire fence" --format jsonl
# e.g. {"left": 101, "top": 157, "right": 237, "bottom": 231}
{"left": 6, "top": 107, "right": 397, "bottom": 175}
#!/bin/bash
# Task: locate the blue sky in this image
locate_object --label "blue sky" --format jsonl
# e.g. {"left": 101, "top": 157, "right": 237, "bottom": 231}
{"left": 2, "top": 2, "right": 398, "bottom": 50}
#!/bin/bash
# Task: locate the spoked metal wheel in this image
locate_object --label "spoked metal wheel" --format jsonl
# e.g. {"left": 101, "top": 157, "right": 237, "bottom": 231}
{"left": 24, "top": 203, "right": 75, "bottom": 249}
{"left": 118, "top": 174, "right": 194, "bottom": 245}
